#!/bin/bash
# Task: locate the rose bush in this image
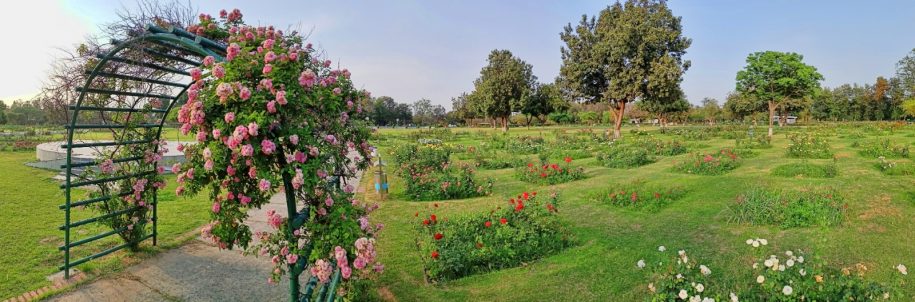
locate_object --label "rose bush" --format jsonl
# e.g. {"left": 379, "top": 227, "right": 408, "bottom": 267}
{"left": 390, "top": 143, "right": 492, "bottom": 201}
{"left": 414, "top": 192, "right": 571, "bottom": 282}
{"left": 172, "top": 10, "right": 381, "bottom": 293}
{"left": 672, "top": 149, "right": 741, "bottom": 175}
{"left": 516, "top": 157, "right": 586, "bottom": 185}
{"left": 592, "top": 181, "right": 686, "bottom": 212}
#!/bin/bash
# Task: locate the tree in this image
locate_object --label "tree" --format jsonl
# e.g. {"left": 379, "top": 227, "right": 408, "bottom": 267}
{"left": 450, "top": 92, "right": 477, "bottom": 125}
{"left": 902, "top": 99, "right": 915, "bottom": 118}
{"left": 735, "top": 51, "right": 823, "bottom": 138}
{"left": 366, "top": 96, "right": 412, "bottom": 126}
{"left": 560, "top": 0, "right": 690, "bottom": 138}
{"left": 699, "top": 97, "right": 721, "bottom": 124}
{"left": 6, "top": 100, "right": 46, "bottom": 125}
{"left": 638, "top": 88, "right": 689, "bottom": 127}
{"left": 521, "top": 83, "right": 561, "bottom": 126}
{"left": 0, "top": 101, "right": 7, "bottom": 125}
{"left": 412, "top": 98, "right": 446, "bottom": 126}
{"left": 722, "top": 92, "right": 758, "bottom": 123}
{"left": 471, "top": 49, "right": 535, "bottom": 131}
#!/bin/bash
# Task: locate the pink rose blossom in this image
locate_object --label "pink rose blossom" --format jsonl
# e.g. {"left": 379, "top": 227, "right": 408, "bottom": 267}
{"left": 276, "top": 90, "right": 287, "bottom": 105}
{"left": 267, "top": 100, "right": 277, "bottom": 113}
{"left": 294, "top": 151, "right": 306, "bottom": 163}
{"left": 298, "top": 70, "right": 316, "bottom": 88}
{"left": 262, "top": 64, "right": 273, "bottom": 74}
{"left": 258, "top": 179, "right": 271, "bottom": 191}
{"left": 203, "top": 55, "right": 215, "bottom": 67}
{"left": 100, "top": 159, "right": 115, "bottom": 174}
{"left": 190, "top": 68, "right": 202, "bottom": 81}
{"left": 213, "top": 63, "right": 226, "bottom": 78}
{"left": 286, "top": 254, "right": 298, "bottom": 264}
{"left": 333, "top": 87, "right": 342, "bottom": 95}
{"left": 241, "top": 144, "right": 254, "bottom": 157}
{"left": 247, "top": 122, "right": 259, "bottom": 136}
{"left": 240, "top": 195, "right": 252, "bottom": 205}
{"left": 289, "top": 134, "right": 299, "bottom": 145}
{"left": 211, "top": 201, "right": 221, "bottom": 213}
{"left": 239, "top": 87, "right": 251, "bottom": 100}
{"left": 216, "top": 82, "right": 234, "bottom": 102}
{"left": 261, "top": 139, "right": 276, "bottom": 155}
{"left": 264, "top": 51, "right": 276, "bottom": 63}
{"left": 224, "top": 112, "right": 236, "bottom": 123}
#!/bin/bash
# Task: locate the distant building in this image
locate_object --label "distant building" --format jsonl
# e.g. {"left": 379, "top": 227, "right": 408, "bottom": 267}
{"left": 772, "top": 115, "right": 797, "bottom": 124}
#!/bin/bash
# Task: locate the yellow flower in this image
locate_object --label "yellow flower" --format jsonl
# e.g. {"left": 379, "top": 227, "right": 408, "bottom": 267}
{"left": 815, "top": 275, "right": 824, "bottom": 283}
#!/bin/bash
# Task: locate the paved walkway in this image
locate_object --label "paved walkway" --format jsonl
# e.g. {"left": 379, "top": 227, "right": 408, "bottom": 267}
{"left": 48, "top": 163, "right": 365, "bottom": 302}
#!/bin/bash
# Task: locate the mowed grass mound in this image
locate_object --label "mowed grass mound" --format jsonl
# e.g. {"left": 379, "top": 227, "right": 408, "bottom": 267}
{"left": 364, "top": 124, "right": 915, "bottom": 301}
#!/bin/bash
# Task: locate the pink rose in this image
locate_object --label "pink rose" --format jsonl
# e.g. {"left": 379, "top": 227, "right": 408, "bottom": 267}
{"left": 262, "top": 64, "right": 273, "bottom": 74}
{"left": 239, "top": 87, "right": 251, "bottom": 100}
{"left": 224, "top": 112, "right": 236, "bottom": 123}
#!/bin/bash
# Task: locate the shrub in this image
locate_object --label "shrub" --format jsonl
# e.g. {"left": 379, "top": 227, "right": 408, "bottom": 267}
{"left": 414, "top": 192, "right": 572, "bottom": 282}
{"left": 735, "top": 133, "right": 771, "bottom": 149}
{"left": 859, "top": 139, "right": 910, "bottom": 158}
{"left": 672, "top": 149, "right": 741, "bottom": 175}
{"left": 636, "top": 239, "right": 904, "bottom": 301}
{"left": 390, "top": 143, "right": 451, "bottom": 175}
{"left": 470, "top": 147, "right": 524, "bottom": 170}
{"left": 402, "top": 163, "right": 493, "bottom": 201}
{"left": 490, "top": 135, "right": 544, "bottom": 154}
{"left": 875, "top": 157, "right": 915, "bottom": 176}
{"left": 785, "top": 133, "right": 833, "bottom": 159}
{"left": 516, "top": 157, "right": 586, "bottom": 185}
{"left": 591, "top": 181, "right": 686, "bottom": 212}
{"left": 727, "top": 188, "right": 846, "bottom": 228}
{"left": 629, "top": 136, "right": 688, "bottom": 156}
{"left": 771, "top": 160, "right": 838, "bottom": 178}
{"left": 596, "top": 145, "right": 656, "bottom": 168}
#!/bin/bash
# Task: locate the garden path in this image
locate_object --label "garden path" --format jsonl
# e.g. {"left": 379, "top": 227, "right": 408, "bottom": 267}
{"left": 45, "top": 160, "right": 366, "bottom": 302}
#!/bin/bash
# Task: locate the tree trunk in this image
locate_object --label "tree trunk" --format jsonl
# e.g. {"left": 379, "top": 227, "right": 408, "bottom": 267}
{"left": 767, "top": 101, "right": 776, "bottom": 138}
{"left": 526, "top": 115, "right": 532, "bottom": 128}
{"left": 491, "top": 117, "right": 496, "bottom": 129}
{"left": 501, "top": 116, "right": 508, "bottom": 132}
{"left": 613, "top": 101, "right": 626, "bottom": 139}
{"left": 780, "top": 111, "right": 787, "bottom": 127}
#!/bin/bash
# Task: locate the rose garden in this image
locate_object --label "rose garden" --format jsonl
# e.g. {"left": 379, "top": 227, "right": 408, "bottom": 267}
{"left": 2, "top": 2, "right": 915, "bottom": 302}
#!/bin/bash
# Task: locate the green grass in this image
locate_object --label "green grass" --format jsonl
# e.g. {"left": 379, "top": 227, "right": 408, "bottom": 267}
{"left": 0, "top": 151, "right": 210, "bottom": 299}
{"left": 363, "top": 124, "right": 915, "bottom": 301}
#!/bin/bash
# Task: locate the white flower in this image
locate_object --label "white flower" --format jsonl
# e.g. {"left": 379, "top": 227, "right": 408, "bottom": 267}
{"left": 637, "top": 259, "right": 646, "bottom": 269}
{"left": 702, "top": 298, "right": 714, "bottom": 302}
{"left": 700, "top": 265, "right": 711, "bottom": 276}
{"left": 799, "top": 269, "right": 807, "bottom": 276}
{"left": 679, "top": 250, "right": 686, "bottom": 256}
{"left": 785, "top": 250, "right": 793, "bottom": 257}
{"left": 752, "top": 240, "right": 760, "bottom": 248}
{"left": 786, "top": 259, "right": 795, "bottom": 267}
{"left": 797, "top": 256, "right": 804, "bottom": 263}
{"left": 782, "top": 285, "right": 793, "bottom": 295}
{"left": 759, "top": 238, "right": 768, "bottom": 245}
{"left": 676, "top": 273, "right": 684, "bottom": 279}
{"left": 778, "top": 265, "right": 786, "bottom": 272}
{"left": 648, "top": 283, "right": 656, "bottom": 292}
{"left": 695, "top": 283, "right": 705, "bottom": 293}
{"left": 746, "top": 239, "right": 754, "bottom": 245}
{"left": 756, "top": 275, "right": 765, "bottom": 283}
{"left": 689, "top": 295, "right": 701, "bottom": 302}
{"left": 884, "top": 292, "right": 890, "bottom": 299}
{"left": 659, "top": 245, "right": 667, "bottom": 252}
{"left": 730, "top": 292, "right": 739, "bottom": 302}
{"left": 764, "top": 259, "right": 774, "bottom": 267}
{"left": 897, "top": 264, "right": 908, "bottom": 275}
{"left": 752, "top": 262, "right": 759, "bottom": 269}
{"left": 678, "top": 289, "right": 689, "bottom": 299}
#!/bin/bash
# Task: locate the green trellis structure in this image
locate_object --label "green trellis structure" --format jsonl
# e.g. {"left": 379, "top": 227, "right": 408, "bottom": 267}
{"left": 61, "top": 24, "right": 340, "bottom": 302}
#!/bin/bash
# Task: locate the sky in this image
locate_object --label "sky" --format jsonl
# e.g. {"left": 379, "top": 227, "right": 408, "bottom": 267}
{"left": 2, "top": 0, "right": 915, "bottom": 108}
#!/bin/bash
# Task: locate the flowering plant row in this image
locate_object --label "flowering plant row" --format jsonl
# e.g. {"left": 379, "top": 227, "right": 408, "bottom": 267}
{"left": 390, "top": 143, "right": 492, "bottom": 201}
{"left": 592, "top": 181, "right": 686, "bottom": 212}
{"left": 489, "top": 135, "right": 544, "bottom": 155}
{"left": 672, "top": 149, "right": 741, "bottom": 175}
{"left": 727, "top": 187, "right": 846, "bottom": 229}
{"left": 596, "top": 144, "right": 657, "bottom": 168}
{"left": 516, "top": 157, "right": 586, "bottom": 185}
{"left": 172, "top": 10, "right": 380, "bottom": 293}
{"left": 637, "top": 239, "right": 907, "bottom": 301}
{"left": 875, "top": 157, "right": 915, "bottom": 176}
{"left": 858, "top": 139, "right": 910, "bottom": 158}
{"left": 414, "top": 192, "right": 571, "bottom": 281}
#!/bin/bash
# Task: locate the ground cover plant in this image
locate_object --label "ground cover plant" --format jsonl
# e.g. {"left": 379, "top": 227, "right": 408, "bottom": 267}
{"left": 413, "top": 192, "right": 572, "bottom": 282}
{"left": 727, "top": 187, "right": 846, "bottom": 228}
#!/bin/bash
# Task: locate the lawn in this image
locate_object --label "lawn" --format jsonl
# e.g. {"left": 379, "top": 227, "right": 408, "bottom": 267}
{"left": 0, "top": 151, "right": 211, "bottom": 299}
{"left": 361, "top": 124, "right": 915, "bottom": 300}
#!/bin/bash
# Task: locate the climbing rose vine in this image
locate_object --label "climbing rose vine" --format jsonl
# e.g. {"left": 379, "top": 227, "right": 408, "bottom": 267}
{"left": 174, "top": 10, "right": 382, "bottom": 289}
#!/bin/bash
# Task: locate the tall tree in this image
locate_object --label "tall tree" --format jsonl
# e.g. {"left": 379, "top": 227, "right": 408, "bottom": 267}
{"left": 412, "top": 98, "right": 446, "bottom": 126}
{"left": 520, "top": 83, "right": 561, "bottom": 126}
{"left": 638, "top": 88, "right": 689, "bottom": 127}
{"left": 735, "top": 51, "right": 823, "bottom": 138}
{"left": 699, "top": 97, "right": 721, "bottom": 124}
{"left": 471, "top": 49, "right": 536, "bottom": 132}
{"left": 0, "top": 101, "right": 7, "bottom": 125}
{"left": 560, "top": 0, "right": 690, "bottom": 138}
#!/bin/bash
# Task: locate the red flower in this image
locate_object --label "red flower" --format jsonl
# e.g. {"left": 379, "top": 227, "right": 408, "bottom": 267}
{"left": 522, "top": 192, "right": 529, "bottom": 200}
{"left": 540, "top": 172, "right": 547, "bottom": 178}
{"left": 430, "top": 214, "right": 437, "bottom": 223}
{"left": 500, "top": 218, "right": 507, "bottom": 225}
{"left": 551, "top": 164, "right": 559, "bottom": 170}
{"left": 703, "top": 154, "right": 714, "bottom": 163}
{"left": 515, "top": 201, "right": 524, "bottom": 212}
{"left": 532, "top": 191, "right": 537, "bottom": 196}
{"left": 431, "top": 250, "right": 439, "bottom": 259}
{"left": 414, "top": 212, "right": 419, "bottom": 217}
{"left": 654, "top": 192, "right": 661, "bottom": 199}
{"left": 546, "top": 203, "right": 556, "bottom": 212}
{"left": 564, "top": 156, "right": 572, "bottom": 163}
{"left": 509, "top": 198, "right": 516, "bottom": 204}
{"left": 422, "top": 219, "right": 431, "bottom": 225}
{"left": 630, "top": 192, "right": 638, "bottom": 202}
{"left": 434, "top": 233, "right": 443, "bottom": 240}
{"left": 484, "top": 221, "right": 492, "bottom": 228}
{"left": 527, "top": 163, "right": 533, "bottom": 168}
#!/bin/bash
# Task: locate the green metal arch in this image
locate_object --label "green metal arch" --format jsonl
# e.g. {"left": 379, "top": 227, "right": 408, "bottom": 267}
{"left": 61, "top": 24, "right": 225, "bottom": 279}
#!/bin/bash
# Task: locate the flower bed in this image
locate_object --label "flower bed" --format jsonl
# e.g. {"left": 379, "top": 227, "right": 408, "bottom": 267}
{"left": 402, "top": 164, "right": 492, "bottom": 201}
{"left": 516, "top": 157, "right": 586, "bottom": 184}
{"left": 859, "top": 139, "right": 910, "bottom": 158}
{"left": 727, "top": 188, "right": 846, "bottom": 228}
{"left": 786, "top": 133, "right": 833, "bottom": 159}
{"left": 592, "top": 181, "right": 686, "bottom": 212}
{"left": 637, "top": 239, "right": 906, "bottom": 301}
{"left": 629, "top": 136, "right": 688, "bottom": 156}
{"left": 875, "top": 157, "right": 915, "bottom": 176}
{"left": 468, "top": 147, "right": 524, "bottom": 169}
{"left": 771, "top": 161, "right": 838, "bottom": 178}
{"left": 672, "top": 149, "right": 741, "bottom": 175}
{"left": 596, "top": 145, "right": 656, "bottom": 168}
{"left": 414, "top": 192, "right": 571, "bottom": 282}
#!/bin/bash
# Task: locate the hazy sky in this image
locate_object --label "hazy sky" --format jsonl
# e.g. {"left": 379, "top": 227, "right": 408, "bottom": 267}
{"left": 2, "top": 0, "right": 915, "bottom": 108}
